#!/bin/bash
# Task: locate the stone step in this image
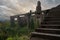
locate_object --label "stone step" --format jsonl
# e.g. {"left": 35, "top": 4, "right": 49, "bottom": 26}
{"left": 31, "top": 32, "right": 60, "bottom": 40}
{"left": 41, "top": 24, "right": 60, "bottom": 28}
{"left": 44, "top": 19, "right": 60, "bottom": 21}
{"left": 45, "top": 17, "right": 60, "bottom": 18}
{"left": 45, "top": 16, "right": 60, "bottom": 18}
{"left": 35, "top": 28, "right": 60, "bottom": 34}
{"left": 41, "top": 24, "right": 60, "bottom": 26}
{"left": 44, "top": 18, "right": 60, "bottom": 21}
{"left": 45, "top": 18, "right": 60, "bottom": 20}
{"left": 42, "top": 21, "right": 60, "bottom": 24}
{"left": 47, "top": 15, "right": 60, "bottom": 17}
{"left": 30, "top": 37, "right": 49, "bottom": 40}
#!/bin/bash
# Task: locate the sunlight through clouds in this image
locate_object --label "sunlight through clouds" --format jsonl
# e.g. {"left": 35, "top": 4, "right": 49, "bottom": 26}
{"left": 0, "top": 0, "right": 60, "bottom": 20}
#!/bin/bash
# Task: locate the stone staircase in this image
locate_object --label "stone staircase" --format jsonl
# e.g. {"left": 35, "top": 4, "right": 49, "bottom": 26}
{"left": 30, "top": 15, "right": 60, "bottom": 40}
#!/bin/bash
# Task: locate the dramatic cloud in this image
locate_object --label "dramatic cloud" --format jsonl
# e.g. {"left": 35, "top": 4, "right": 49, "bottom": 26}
{"left": 0, "top": 0, "right": 60, "bottom": 20}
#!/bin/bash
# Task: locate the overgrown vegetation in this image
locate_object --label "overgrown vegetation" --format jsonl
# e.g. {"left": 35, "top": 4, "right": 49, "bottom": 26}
{"left": 0, "top": 18, "right": 39, "bottom": 40}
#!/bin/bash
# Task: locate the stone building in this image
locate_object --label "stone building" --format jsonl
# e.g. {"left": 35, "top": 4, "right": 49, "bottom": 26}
{"left": 10, "top": 1, "right": 42, "bottom": 27}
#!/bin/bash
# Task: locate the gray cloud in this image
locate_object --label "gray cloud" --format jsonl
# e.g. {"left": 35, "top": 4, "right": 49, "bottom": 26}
{"left": 0, "top": 0, "right": 60, "bottom": 20}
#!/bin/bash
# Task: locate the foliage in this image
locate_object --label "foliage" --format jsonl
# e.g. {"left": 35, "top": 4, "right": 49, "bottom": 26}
{"left": 0, "top": 18, "right": 39, "bottom": 40}
{"left": 7, "top": 35, "right": 29, "bottom": 40}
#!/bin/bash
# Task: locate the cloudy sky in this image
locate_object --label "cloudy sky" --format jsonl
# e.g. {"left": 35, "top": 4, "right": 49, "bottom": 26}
{"left": 0, "top": 0, "right": 60, "bottom": 20}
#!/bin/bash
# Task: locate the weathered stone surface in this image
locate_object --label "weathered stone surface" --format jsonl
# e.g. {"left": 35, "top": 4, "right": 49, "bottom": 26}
{"left": 30, "top": 37, "right": 48, "bottom": 40}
